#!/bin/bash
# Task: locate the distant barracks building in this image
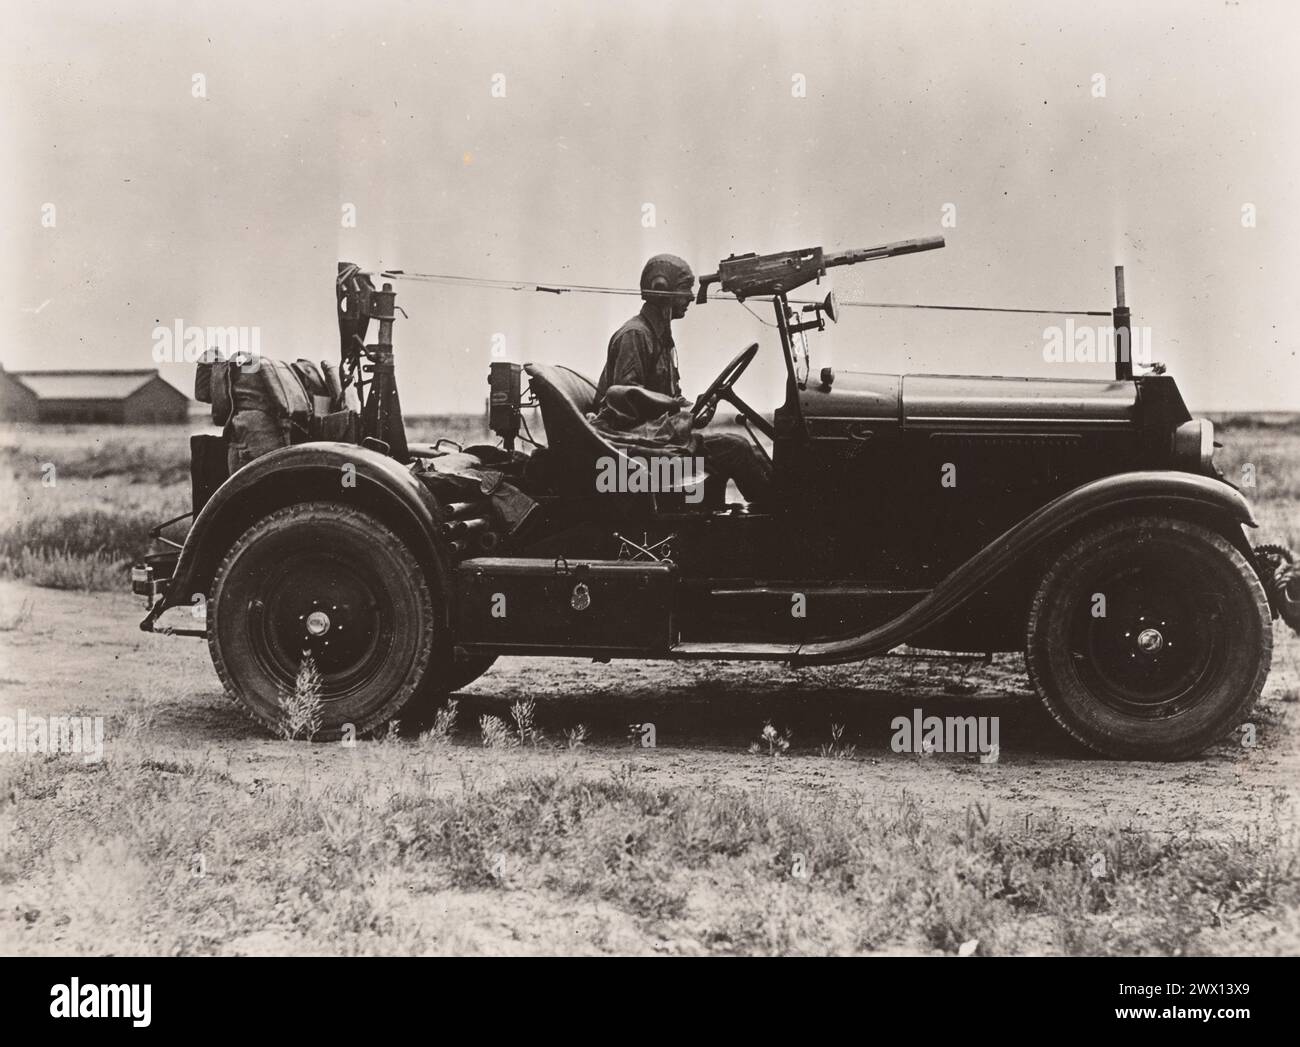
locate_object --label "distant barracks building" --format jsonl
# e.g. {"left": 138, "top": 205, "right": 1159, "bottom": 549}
{"left": 0, "top": 365, "right": 189, "bottom": 424}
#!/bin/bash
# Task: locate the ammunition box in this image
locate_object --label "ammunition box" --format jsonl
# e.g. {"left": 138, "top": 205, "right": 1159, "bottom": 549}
{"left": 454, "top": 558, "right": 676, "bottom": 656}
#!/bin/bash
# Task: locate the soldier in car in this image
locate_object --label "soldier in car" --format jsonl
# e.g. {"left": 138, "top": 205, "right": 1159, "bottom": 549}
{"left": 593, "top": 253, "right": 773, "bottom": 505}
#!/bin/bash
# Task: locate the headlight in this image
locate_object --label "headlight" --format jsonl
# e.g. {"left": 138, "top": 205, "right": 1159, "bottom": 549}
{"left": 1173, "top": 419, "right": 1215, "bottom": 470}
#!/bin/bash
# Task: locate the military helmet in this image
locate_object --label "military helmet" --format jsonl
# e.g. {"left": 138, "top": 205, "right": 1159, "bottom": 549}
{"left": 640, "top": 254, "right": 694, "bottom": 300}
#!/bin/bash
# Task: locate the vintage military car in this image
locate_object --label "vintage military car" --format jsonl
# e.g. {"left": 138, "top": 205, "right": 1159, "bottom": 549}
{"left": 132, "top": 239, "right": 1298, "bottom": 758}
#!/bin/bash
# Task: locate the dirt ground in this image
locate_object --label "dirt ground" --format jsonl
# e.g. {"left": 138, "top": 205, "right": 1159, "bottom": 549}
{"left": 3, "top": 421, "right": 1298, "bottom": 954}
{"left": 2, "top": 578, "right": 1296, "bottom": 840}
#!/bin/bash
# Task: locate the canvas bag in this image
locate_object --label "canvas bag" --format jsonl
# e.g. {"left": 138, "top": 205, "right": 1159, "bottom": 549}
{"left": 195, "top": 353, "right": 362, "bottom": 470}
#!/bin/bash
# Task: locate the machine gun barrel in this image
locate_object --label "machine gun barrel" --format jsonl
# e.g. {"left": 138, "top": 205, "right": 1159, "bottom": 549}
{"left": 823, "top": 235, "right": 945, "bottom": 269}
{"left": 696, "top": 234, "right": 945, "bottom": 302}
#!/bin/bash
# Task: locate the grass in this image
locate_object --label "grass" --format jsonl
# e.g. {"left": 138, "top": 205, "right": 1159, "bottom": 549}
{"left": 418, "top": 699, "right": 460, "bottom": 748}
{"left": 1210, "top": 424, "right": 1300, "bottom": 502}
{"left": 0, "top": 548, "right": 128, "bottom": 590}
{"left": 2, "top": 748, "right": 1295, "bottom": 955}
{"left": 0, "top": 424, "right": 196, "bottom": 590}
{"left": 2, "top": 416, "right": 1298, "bottom": 955}
{"left": 820, "top": 722, "right": 856, "bottom": 760}
{"left": 479, "top": 713, "right": 514, "bottom": 750}
{"left": 0, "top": 502, "right": 187, "bottom": 590}
{"left": 277, "top": 654, "right": 324, "bottom": 742}
{"left": 0, "top": 425, "right": 196, "bottom": 487}
{"left": 0, "top": 596, "right": 34, "bottom": 631}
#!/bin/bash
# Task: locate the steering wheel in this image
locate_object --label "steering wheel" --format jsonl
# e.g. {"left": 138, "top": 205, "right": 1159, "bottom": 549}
{"left": 691, "top": 342, "right": 760, "bottom": 428}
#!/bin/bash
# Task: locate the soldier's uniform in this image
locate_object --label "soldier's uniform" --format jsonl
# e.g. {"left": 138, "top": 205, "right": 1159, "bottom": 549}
{"left": 595, "top": 255, "right": 773, "bottom": 506}
{"left": 597, "top": 305, "right": 682, "bottom": 401}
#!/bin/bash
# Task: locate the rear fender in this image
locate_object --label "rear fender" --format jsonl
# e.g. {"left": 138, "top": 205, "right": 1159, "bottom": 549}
{"left": 795, "top": 470, "right": 1257, "bottom": 665}
{"left": 143, "top": 443, "right": 450, "bottom": 629}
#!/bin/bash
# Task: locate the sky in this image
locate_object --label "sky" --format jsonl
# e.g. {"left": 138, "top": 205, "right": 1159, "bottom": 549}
{"left": 2, "top": 0, "right": 1297, "bottom": 412}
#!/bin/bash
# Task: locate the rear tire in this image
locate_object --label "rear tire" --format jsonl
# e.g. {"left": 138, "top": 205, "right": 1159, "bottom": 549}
{"left": 1026, "top": 516, "right": 1271, "bottom": 759}
{"left": 209, "top": 502, "right": 435, "bottom": 740}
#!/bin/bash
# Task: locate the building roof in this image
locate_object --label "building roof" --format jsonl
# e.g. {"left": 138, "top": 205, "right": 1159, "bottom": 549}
{"left": 7, "top": 370, "right": 186, "bottom": 401}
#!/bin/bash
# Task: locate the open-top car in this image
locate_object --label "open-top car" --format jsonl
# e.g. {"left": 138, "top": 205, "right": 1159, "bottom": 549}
{"left": 131, "top": 238, "right": 1299, "bottom": 758}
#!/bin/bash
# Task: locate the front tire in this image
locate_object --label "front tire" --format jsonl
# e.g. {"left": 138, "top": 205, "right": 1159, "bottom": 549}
{"left": 209, "top": 502, "right": 435, "bottom": 740}
{"left": 1026, "top": 516, "right": 1272, "bottom": 759}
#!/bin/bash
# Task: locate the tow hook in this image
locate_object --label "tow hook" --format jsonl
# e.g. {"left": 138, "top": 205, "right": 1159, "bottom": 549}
{"left": 1254, "top": 544, "right": 1300, "bottom": 634}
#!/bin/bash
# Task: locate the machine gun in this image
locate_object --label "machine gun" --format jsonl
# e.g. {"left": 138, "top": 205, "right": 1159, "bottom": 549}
{"left": 695, "top": 235, "right": 945, "bottom": 303}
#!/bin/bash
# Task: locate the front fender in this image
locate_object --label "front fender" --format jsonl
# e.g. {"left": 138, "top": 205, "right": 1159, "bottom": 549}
{"left": 145, "top": 443, "right": 449, "bottom": 627}
{"left": 794, "top": 470, "right": 1257, "bottom": 665}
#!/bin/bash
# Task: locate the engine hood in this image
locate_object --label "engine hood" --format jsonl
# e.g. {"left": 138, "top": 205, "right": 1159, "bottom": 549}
{"left": 800, "top": 371, "right": 1137, "bottom": 429}
{"left": 902, "top": 374, "right": 1136, "bottom": 429}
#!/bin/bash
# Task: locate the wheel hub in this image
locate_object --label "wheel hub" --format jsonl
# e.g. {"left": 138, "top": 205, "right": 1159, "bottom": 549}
{"left": 254, "top": 556, "right": 384, "bottom": 687}
{"left": 1135, "top": 626, "right": 1163, "bottom": 653}
{"left": 1071, "top": 561, "right": 1220, "bottom": 718}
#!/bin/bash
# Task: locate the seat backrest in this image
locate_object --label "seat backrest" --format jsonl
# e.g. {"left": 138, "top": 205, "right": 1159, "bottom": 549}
{"left": 524, "top": 362, "right": 721, "bottom": 509}
{"left": 524, "top": 364, "right": 625, "bottom": 494}
{"left": 527, "top": 363, "right": 599, "bottom": 417}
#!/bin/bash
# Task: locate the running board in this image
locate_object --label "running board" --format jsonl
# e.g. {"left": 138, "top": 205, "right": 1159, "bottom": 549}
{"left": 670, "top": 641, "right": 799, "bottom": 660}
{"left": 668, "top": 641, "right": 989, "bottom": 663}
